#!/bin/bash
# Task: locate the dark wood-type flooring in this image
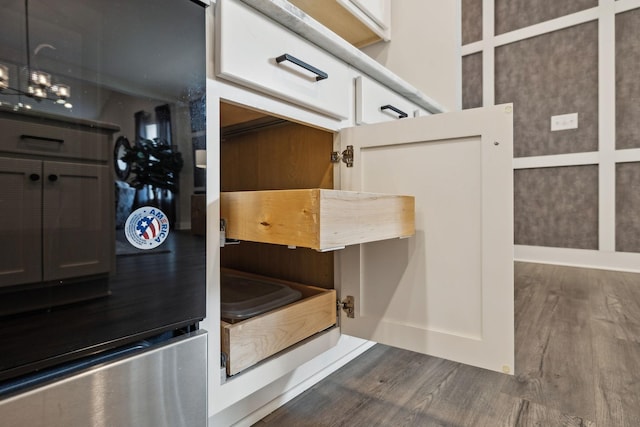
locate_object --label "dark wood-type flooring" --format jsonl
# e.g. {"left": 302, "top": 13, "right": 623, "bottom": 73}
{"left": 255, "top": 262, "right": 640, "bottom": 426}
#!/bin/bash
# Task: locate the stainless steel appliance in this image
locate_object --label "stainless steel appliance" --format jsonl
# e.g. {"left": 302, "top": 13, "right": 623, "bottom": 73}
{"left": 0, "top": 331, "right": 207, "bottom": 427}
{"left": 0, "top": 0, "right": 207, "bottom": 424}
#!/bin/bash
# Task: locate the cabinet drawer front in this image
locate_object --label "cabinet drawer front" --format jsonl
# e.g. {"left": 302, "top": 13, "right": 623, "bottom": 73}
{"left": 0, "top": 118, "right": 109, "bottom": 161}
{"left": 220, "top": 270, "right": 337, "bottom": 376}
{"left": 217, "top": 0, "right": 352, "bottom": 120}
{"left": 355, "top": 75, "right": 419, "bottom": 124}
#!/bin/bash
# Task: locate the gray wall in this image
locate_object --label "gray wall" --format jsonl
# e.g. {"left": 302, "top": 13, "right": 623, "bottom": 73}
{"left": 494, "top": 0, "right": 597, "bottom": 35}
{"left": 514, "top": 166, "right": 599, "bottom": 249}
{"left": 494, "top": 21, "right": 598, "bottom": 158}
{"left": 616, "top": 8, "right": 640, "bottom": 150}
{"left": 462, "top": 1, "right": 640, "bottom": 254}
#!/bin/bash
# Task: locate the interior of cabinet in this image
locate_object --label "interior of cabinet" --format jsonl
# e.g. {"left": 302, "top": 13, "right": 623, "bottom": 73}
{"left": 220, "top": 101, "right": 335, "bottom": 288}
{"left": 219, "top": 101, "right": 336, "bottom": 377}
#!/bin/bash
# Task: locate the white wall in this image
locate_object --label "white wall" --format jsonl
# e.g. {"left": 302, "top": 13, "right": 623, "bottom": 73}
{"left": 361, "top": 0, "right": 460, "bottom": 111}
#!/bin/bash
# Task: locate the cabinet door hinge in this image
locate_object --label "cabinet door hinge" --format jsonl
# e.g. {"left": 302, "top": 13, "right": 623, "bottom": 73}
{"left": 338, "top": 295, "right": 354, "bottom": 318}
{"left": 219, "top": 219, "right": 240, "bottom": 248}
{"left": 331, "top": 145, "right": 354, "bottom": 167}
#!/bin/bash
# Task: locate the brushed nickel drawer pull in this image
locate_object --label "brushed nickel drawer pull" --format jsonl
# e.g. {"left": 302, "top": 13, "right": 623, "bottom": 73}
{"left": 276, "top": 53, "right": 328, "bottom": 81}
{"left": 20, "top": 134, "right": 65, "bottom": 144}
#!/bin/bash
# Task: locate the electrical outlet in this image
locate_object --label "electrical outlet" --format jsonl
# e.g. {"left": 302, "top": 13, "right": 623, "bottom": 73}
{"left": 550, "top": 113, "right": 578, "bottom": 131}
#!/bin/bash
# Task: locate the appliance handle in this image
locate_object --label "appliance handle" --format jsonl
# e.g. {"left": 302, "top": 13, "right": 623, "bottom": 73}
{"left": 275, "top": 53, "right": 328, "bottom": 81}
{"left": 380, "top": 104, "right": 408, "bottom": 119}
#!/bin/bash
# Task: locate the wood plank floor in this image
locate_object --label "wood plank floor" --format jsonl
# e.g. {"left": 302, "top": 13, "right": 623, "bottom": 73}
{"left": 254, "top": 262, "right": 640, "bottom": 426}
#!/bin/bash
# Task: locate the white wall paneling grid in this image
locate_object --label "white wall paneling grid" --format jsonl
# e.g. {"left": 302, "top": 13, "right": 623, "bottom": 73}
{"left": 462, "top": 0, "right": 640, "bottom": 272}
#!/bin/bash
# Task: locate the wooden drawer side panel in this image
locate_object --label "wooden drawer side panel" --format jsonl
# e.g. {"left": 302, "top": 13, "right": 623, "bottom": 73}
{"left": 319, "top": 190, "right": 415, "bottom": 249}
{"left": 222, "top": 286, "right": 336, "bottom": 376}
{"left": 221, "top": 189, "right": 322, "bottom": 248}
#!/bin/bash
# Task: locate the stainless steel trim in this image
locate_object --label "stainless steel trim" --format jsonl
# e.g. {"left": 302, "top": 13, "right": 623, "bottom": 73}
{"left": 0, "top": 331, "right": 207, "bottom": 427}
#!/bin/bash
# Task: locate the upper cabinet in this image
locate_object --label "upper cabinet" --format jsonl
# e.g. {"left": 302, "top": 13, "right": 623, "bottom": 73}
{"left": 288, "top": 0, "right": 390, "bottom": 48}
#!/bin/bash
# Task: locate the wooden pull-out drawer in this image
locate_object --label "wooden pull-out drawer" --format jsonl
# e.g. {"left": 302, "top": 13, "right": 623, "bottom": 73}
{"left": 220, "top": 189, "right": 415, "bottom": 251}
{"left": 221, "top": 270, "right": 336, "bottom": 376}
{"left": 216, "top": 0, "right": 353, "bottom": 120}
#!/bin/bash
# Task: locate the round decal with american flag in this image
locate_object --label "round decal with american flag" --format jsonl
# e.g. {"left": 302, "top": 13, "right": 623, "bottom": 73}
{"left": 124, "top": 206, "right": 170, "bottom": 249}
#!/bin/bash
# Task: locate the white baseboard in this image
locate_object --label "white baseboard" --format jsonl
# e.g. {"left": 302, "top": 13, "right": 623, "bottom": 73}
{"left": 515, "top": 245, "right": 640, "bottom": 273}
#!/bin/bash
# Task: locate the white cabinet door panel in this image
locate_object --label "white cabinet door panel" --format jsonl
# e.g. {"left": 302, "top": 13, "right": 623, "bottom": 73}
{"left": 338, "top": 105, "right": 514, "bottom": 374}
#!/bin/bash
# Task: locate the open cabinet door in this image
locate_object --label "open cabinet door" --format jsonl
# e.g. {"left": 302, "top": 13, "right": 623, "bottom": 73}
{"left": 337, "top": 104, "right": 514, "bottom": 374}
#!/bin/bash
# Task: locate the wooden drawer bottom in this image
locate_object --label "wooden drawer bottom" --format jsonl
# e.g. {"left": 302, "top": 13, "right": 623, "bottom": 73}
{"left": 220, "top": 270, "right": 336, "bottom": 376}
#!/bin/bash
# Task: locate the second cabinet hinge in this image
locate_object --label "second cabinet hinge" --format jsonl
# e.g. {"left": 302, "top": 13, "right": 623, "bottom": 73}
{"left": 331, "top": 145, "right": 354, "bottom": 167}
{"left": 220, "top": 219, "right": 240, "bottom": 248}
{"left": 338, "top": 295, "right": 355, "bottom": 318}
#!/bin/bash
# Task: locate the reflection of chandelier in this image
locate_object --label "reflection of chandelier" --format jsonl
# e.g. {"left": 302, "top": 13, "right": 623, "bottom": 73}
{"left": 0, "top": 0, "right": 72, "bottom": 109}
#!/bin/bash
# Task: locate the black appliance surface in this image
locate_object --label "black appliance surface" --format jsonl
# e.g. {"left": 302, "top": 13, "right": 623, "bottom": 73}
{"left": 0, "top": 232, "right": 206, "bottom": 382}
{"left": 0, "top": 0, "right": 206, "bottom": 384}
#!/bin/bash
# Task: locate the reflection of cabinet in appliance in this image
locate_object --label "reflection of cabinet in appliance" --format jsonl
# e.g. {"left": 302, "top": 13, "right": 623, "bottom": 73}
{"left": 0, "top": 158, "right": 110, "bottom": 287}
{"left": 0, "top": 111, "right": 118, "bottom": 309}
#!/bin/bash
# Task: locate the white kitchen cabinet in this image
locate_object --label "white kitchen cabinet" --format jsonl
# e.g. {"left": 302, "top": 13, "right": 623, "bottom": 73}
{"left": 355, "top": 74, "right": 422, "bottom": 124}
{"left": 413, "top": 106, "right": 431, "bottom": 118}
{"left": 339, "top": 0, "right": 390, "bottom": 39}
{"left": 206, "top": 90, "right": 514, "bottom": 422}
{"left": 216, "top": 0, "right": 354, "bottom": 122}
{"left": 206, "top": 1, "right": 513, "bottom": 423}
{"left": 288, "top": 0, "right": 390, "bottom": 47}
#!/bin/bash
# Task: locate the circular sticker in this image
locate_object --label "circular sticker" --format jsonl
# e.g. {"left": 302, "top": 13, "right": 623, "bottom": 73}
{"left": 124, "top": 206, "right": 170, "bottom": 250}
